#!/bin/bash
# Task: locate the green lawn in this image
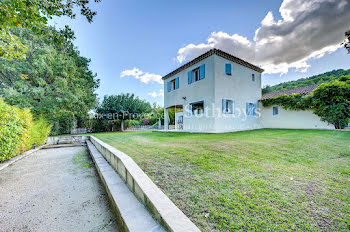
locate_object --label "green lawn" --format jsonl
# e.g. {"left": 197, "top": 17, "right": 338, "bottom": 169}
{"left": 94, "top": 129, "right": 350, "bottom": 231}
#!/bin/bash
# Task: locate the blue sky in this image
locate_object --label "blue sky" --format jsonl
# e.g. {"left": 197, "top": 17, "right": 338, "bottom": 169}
{"left": 52, "top": 0, "right": 350, "bottom": 106}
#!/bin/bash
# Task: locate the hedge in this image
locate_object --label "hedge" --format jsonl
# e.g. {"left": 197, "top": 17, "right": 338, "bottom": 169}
{"left": 0, "top": 99, "right": 51, "bottom": 162}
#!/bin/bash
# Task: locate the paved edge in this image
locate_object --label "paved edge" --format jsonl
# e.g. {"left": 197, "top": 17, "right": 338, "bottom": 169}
{"left": 89, "top": 136, "right": 201, "bottom": 232}
{"left": 87, "top": 140, "right": 165, "bottom": 232}
{"left": 0, "top": 146, "right": 45, "bottom": 171}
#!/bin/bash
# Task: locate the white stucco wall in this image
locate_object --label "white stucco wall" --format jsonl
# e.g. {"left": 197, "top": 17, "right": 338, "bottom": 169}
{"left": 163, "top": 53, "right": 333, "bottom": 133}
{"left": 164, "top": 56, "right": 216, "bottom": 132}
{"left": 213, "top": 55, "right": 263, "bottom": 132}
{"left": 259, "top": 103, "right": 334, "bottom": 130}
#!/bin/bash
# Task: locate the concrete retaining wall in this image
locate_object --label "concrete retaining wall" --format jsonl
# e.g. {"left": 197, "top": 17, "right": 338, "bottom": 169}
{"left": 89, "top": 136, "right": 200, "bottom": 232}
{"left": 46, "top": 136, "right": 89, "bottom": 145}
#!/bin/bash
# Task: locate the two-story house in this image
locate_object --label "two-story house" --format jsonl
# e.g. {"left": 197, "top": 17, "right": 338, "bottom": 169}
{"left": 163, "top": 49, "right": 333, "bottom": 133}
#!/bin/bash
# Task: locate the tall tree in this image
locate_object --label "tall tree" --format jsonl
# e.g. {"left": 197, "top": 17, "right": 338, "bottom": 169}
{"left": 343, "top": 30, "right": 350, "bottom": 53}
{"left": 97, "top": 94, "right": 152, "bottom": 131}
{"left": 0, "top": 27, "right": 99, "bottom": 135}
{"left": 0, "top": 0, "right": 101, "bottom": 59}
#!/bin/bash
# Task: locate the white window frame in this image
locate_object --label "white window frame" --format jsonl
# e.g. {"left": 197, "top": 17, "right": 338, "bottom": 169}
{"left": 192, "top": 68, "right": 200, "bottom": 82}
{"left": 272, "top": 106, "right": 279, "bottom": 116}
{"left": 188, "top": 100, "right": 205, "bottom": 117}
{"left": 246, "top": 102, "right": 256, "bottom": 116}
{"left": 170, "top": 79, "right": 176, "bottom": 91}
{"left": 222, "top": 99, "right": 234, "bottom": 114}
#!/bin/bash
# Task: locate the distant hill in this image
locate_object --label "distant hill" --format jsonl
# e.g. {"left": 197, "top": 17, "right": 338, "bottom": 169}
{"left": 262, "top": 69, "right": 350, "bottom": 94}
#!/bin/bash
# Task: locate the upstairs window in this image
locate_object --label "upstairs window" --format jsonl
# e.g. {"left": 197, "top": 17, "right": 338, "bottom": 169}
{"left": 252, "top": 74, "right": 256, "bottom": 82}
{"left": 193, "top": 68, "right": 200, "bottom": 82}
{"left": 246, "top": 102, "right": 257, "bottom": 116}
{"left": 189, "top": 101, "right": 204, "bottom": 116}
{"left": 273, "top": 106, "right": 279, "bottom": 116}
{"left": 167, "top": 77, "right": 179, "bottom": 92}
{"left": 188, "top": 64, "right": 205, "bottom": 84}
{"left": 222, "top": 99, "right": 234, "bottom": 114}
{"left": 225, "top": 64, "right": 232, "bottom": 75}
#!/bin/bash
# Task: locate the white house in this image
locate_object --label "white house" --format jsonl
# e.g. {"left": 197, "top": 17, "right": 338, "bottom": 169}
{"left": 163, "top": 49, "right": 333, "bottom": 133}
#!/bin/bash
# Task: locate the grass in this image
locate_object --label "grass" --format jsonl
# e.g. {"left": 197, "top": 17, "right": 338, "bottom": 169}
{"left": 93, "top": 129, "right": 350, "bottom": 231}
{"left": 73, "top": 148, "right": 92, "bottom": 169}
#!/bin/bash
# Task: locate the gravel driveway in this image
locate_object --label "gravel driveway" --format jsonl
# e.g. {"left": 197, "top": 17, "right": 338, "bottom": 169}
{"left": 0, "top": 146, "right": 118, "bottom": 232}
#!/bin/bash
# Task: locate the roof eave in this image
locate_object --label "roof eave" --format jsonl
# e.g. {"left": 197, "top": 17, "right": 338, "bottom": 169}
{"left": 162, "top": 48, "right": 264, "bottom": 80}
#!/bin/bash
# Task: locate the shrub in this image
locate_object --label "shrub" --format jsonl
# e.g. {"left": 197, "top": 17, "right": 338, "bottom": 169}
{"left": 0, "top": 99, "right": 51, "bottom": 162}
{"left": 311, "top": 80, "right": 350, "bottom": 129}
{"left": 0, "top": 99, "right": 26, "bottom": 161}
{"left": 27, "top": 117, "right": 52, "bottom": 148}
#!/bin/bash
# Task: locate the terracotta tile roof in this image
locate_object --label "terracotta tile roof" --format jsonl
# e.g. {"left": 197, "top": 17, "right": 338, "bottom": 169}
{"left": 162, "top": 48, "right": 264, "bottom": 80}
{"left": 261, "top": 84, "right": 320, "bottom": 100}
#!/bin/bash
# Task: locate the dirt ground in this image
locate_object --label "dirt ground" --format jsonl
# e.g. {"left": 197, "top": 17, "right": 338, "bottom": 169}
{"left": 0, "top": 146, "right": 118, "bottom": 232}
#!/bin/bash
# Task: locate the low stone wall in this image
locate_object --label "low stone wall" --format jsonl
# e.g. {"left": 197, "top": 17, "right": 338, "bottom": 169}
{"left": 0, "top": 146, "right": 44, "bottom": 171}
{"left": 46, "top": 136, "right": 89, "bottom": 145}
{"left": 89, "top": 136, "right": 200, "bottom": 232}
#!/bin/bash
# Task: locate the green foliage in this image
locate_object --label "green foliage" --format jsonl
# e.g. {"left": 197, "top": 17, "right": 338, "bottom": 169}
{"left": 95, "top": 130, "right": 350, "bottom": 231}
{"left": 262, "top": 69, "right": 350, "bottom": 94}
{"left": 262, "top": 76, "right": 350, "bottom": 129}
{"left": 311, "top": 79, "right": 350, "bottom": 129}
{"left": 0, "top": 0, "right": 100, "bottom": 59}
{"left": 0, "top": 99, "right": 51, "bottom": 161}
{"left": 0, "top": 98, "right": 27, "bottom": 161}
{"left": 262, "top": 94, "right": 311, "bottom": 110}
{"left": 27, "top": 117, "right": 52, "bottom": 147}
{"left": 97, "top": 93, "right": 152, "bottom": 117}
{"left": 343, "top": 30, "right": 350, "bottom": 53}
{"left": 0, "top": 27, "right": 99, "bottom": 135}
{"left": 94, "top": 93, "right": 152, "bottom": 131}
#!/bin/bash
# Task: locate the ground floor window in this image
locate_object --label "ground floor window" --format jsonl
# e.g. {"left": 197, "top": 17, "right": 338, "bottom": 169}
{"left": 246, "top": 102, "right": 257, "bottom": 116}
{"left": 273, "top": 106, "right": 279, "bottom": 116}
{"left": 222, "top": 99, "right": 234, "bottom": 114}
{"left": 190, "top": 101, "right": 204, "bottom": 116}
{"left": 177, "top": 115, "right": 183, "bottom": 123}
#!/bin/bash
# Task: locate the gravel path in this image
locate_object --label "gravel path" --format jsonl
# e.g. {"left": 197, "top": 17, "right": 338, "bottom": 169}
{"left": 0, "top": 146, "right": 118, "bottom": 232}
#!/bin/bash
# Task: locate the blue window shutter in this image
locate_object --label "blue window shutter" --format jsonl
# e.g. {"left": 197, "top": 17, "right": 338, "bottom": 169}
{"left": 188, "top": 71, "right": 192, "bottom": 84}
{"left": 167, "top": 81, "right": 171, "bottom": 92}
{"left": 187, "top": 104, "right": 192, "bottom": 116}
{"left": 253, "top": 103, "right": 257, "bottom": 115}
{"left": 225, "top": 64, "right": 231, "bottom": 75}
{"left": 175, "top": 77, "right": 179, "bottom": 89}
{"left": 246, "top": 103, "right": 249, "bottom": 115}
{"left": 200, "top": 64, "right": 205, "bottom": 79}
{"left": 222, "top": 99, "right": 226, "bottom": 112}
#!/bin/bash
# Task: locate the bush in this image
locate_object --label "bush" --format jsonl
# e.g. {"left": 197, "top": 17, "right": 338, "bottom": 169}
{"left": 0, "top": 99, "right": 27, "bottom": 161}
{"left": 27, "top": 117, "right": 52, "bottom": 148}
{"left": 0, "top": 99, "right": 51, "bottom": 162}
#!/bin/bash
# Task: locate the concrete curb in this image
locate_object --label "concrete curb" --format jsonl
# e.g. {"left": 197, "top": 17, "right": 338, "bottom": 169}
{"left": 87, "top": 140, "right": 165, "bottom": 232}
{"left": 89, "top": 136, "right": 201, "bottom": 232}
{"left": 0, "top": 145, "right": 45, "bottom": 171}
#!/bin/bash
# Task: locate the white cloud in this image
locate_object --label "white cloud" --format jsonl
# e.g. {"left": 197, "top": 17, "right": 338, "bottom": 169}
{"left": 148, "top": 89, "right": 164, "bottom": 98}
{"left": 176, "top": 0, "right": 350, "bottom": 74}
{"left": 121, "top": 67, "right": 163, "bottom": 84}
